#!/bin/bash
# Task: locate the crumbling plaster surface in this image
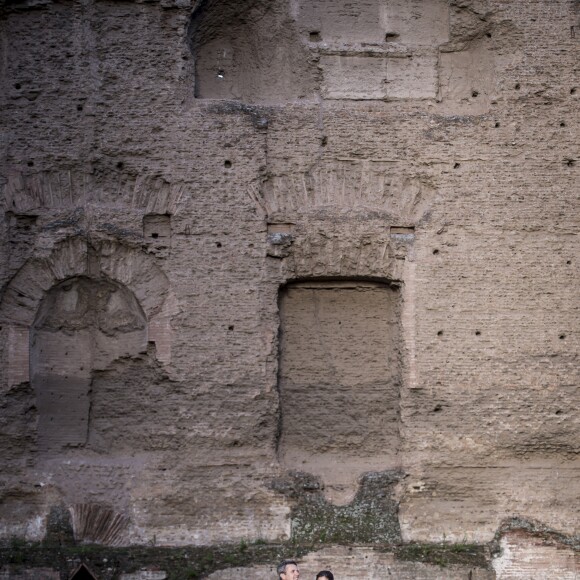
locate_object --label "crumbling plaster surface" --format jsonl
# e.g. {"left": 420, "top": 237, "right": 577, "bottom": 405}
{"left": 0, "top": 0, "right": 578, "bottom": 577}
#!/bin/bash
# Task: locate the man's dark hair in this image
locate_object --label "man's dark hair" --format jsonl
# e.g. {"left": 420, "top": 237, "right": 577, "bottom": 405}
{"left": 316, "top": 572, "right": 334, "bottom": 580}
{"left": 277, "top": 560, "right": 298, "bottom": 578}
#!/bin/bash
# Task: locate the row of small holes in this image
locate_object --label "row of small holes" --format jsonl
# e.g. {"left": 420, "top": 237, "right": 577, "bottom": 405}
{"left": 433, "top": 405, "right": 563, "bottom": 415}
{"left": 437, "top": 330, "right": 567, "bottom": 338}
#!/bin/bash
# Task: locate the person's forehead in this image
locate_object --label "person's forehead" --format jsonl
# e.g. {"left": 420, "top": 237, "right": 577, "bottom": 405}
{"left": 286, "top": 564, "right": 298, "bottom": 571}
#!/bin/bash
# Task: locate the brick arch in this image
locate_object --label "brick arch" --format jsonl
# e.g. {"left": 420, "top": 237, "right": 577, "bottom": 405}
{"left": 0, "top": 237, "right": 173, "bottom": 387}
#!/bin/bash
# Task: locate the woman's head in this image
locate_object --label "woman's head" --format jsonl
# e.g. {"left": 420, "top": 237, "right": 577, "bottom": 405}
{"left": 316, "top": 572, "right": 334, "bottom": 580}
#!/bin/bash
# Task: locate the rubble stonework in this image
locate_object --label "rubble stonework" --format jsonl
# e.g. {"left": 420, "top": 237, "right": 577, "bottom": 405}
{"left": 0, "top": 0, "right": 578, "bottom": 578}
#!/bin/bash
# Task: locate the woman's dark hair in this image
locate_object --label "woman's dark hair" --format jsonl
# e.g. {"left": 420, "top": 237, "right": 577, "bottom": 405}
{"left": 316, "top": 572, "right": 334, "bottom": 580}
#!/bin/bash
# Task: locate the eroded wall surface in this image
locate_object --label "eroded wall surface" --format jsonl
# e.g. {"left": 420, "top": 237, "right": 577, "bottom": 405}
{"left": 0, "top": 0, "right": 578, "bottom": 577}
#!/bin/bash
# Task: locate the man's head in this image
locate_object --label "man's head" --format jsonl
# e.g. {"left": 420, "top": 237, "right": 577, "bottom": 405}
{"left": 277, "top": 560, "right": 300, "bottom": 580}
{"left": 316, "top": 572, "right": 334, "bottom": 580}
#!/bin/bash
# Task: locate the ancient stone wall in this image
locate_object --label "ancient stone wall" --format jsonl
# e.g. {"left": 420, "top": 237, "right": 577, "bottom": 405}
{"left": 0, "top": 0, "right": 578, "bottom": 578}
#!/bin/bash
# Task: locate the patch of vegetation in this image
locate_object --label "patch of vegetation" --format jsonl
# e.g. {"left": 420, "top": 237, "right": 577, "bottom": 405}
{"left": 0, "top": 537, "right": 311, "bottom": 580}
{"left": 252, "top": 538, "right": 267, "bottom": 546}
{"left": 5, "top": 514, "right": 577, "bottom": 577}
{"left": 0, "top": 536, "right": 494, "bottom": 578}
{"left": 272, "top": 470, "right": 404, "bottom": 545}
{"left": 395, "top": 541, "right": 489, "bottom": 568}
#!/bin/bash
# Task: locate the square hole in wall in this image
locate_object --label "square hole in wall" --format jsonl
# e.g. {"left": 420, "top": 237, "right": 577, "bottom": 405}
{"left": 143, "top": 214, "right": 171, "bottom": 247}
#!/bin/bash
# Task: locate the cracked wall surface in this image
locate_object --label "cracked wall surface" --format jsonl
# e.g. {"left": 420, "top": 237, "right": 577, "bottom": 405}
{"left": 0, "top": 0, "right": 578, "bottom": 578}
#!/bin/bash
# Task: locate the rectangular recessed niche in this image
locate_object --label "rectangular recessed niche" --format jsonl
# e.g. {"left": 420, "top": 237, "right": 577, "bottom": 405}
{"left": 390, "top": 226, "right": 415, "bottom": 235}
{"left": 143, "top": 214, "right": 171, "bottom": 245}
{"left": 278, "top": 280, "right": 401, "bottom": 490}
{"left": 267, "top": 223, "right": 294, "bottom": 235}
{"left": 390, "top": 225, "right": 415, "bottom": 243}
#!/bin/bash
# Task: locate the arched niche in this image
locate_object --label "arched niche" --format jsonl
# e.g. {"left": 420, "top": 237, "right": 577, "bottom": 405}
{"left": 277, "top": 279, "right": 402, "bottom": 503}
{"left": 0, "top": 238, "right": 173, "bottom": 389}
{"left": 30, "top": 276, "right": 147, "bottom": 452}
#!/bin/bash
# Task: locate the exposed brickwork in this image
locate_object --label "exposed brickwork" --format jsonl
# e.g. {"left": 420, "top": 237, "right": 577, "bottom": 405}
{"left": 0, "top": 0, "right": 578, "bottom": 577}
{"left": 148, "top": 316, "right": 172, "bottom": 365}
{"left": 205, "top": 545, "right": 495, "bottom": 579}
{"left": 7, "top": 326, "right": 29, "bottom": 387}
{"left": 492, "top": 531, "right": 579, "bottom": 579}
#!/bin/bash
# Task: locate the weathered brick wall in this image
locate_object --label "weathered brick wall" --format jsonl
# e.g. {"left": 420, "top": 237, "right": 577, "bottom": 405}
{"left": 206, "top": 545, "right": 496, "bottom": 579}
{"left": 492, "top": 531, "right": 579, "bottom": 579}
{"left": 0, "top": 0, "right": 578, "bottom": 577}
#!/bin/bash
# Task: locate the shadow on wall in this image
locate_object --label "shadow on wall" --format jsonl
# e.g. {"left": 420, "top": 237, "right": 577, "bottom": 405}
{"left": 188, "top": 0, "right": 316, "bottom": 102}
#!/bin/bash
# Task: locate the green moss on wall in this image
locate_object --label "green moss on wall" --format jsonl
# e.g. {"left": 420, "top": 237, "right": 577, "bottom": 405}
{"left": 0, "top": 538, "right": 309, "bottom": 580}
{"left": 394, "top": 541, "right": 489, "bottom": 568}
{"left": 271, "top": 470, "right": 403, "bottom": 545}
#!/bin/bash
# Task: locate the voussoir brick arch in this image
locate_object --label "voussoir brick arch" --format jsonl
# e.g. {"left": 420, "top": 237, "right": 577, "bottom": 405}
{"left": 0, "top": 237, "right": 173, "bottom": 388}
